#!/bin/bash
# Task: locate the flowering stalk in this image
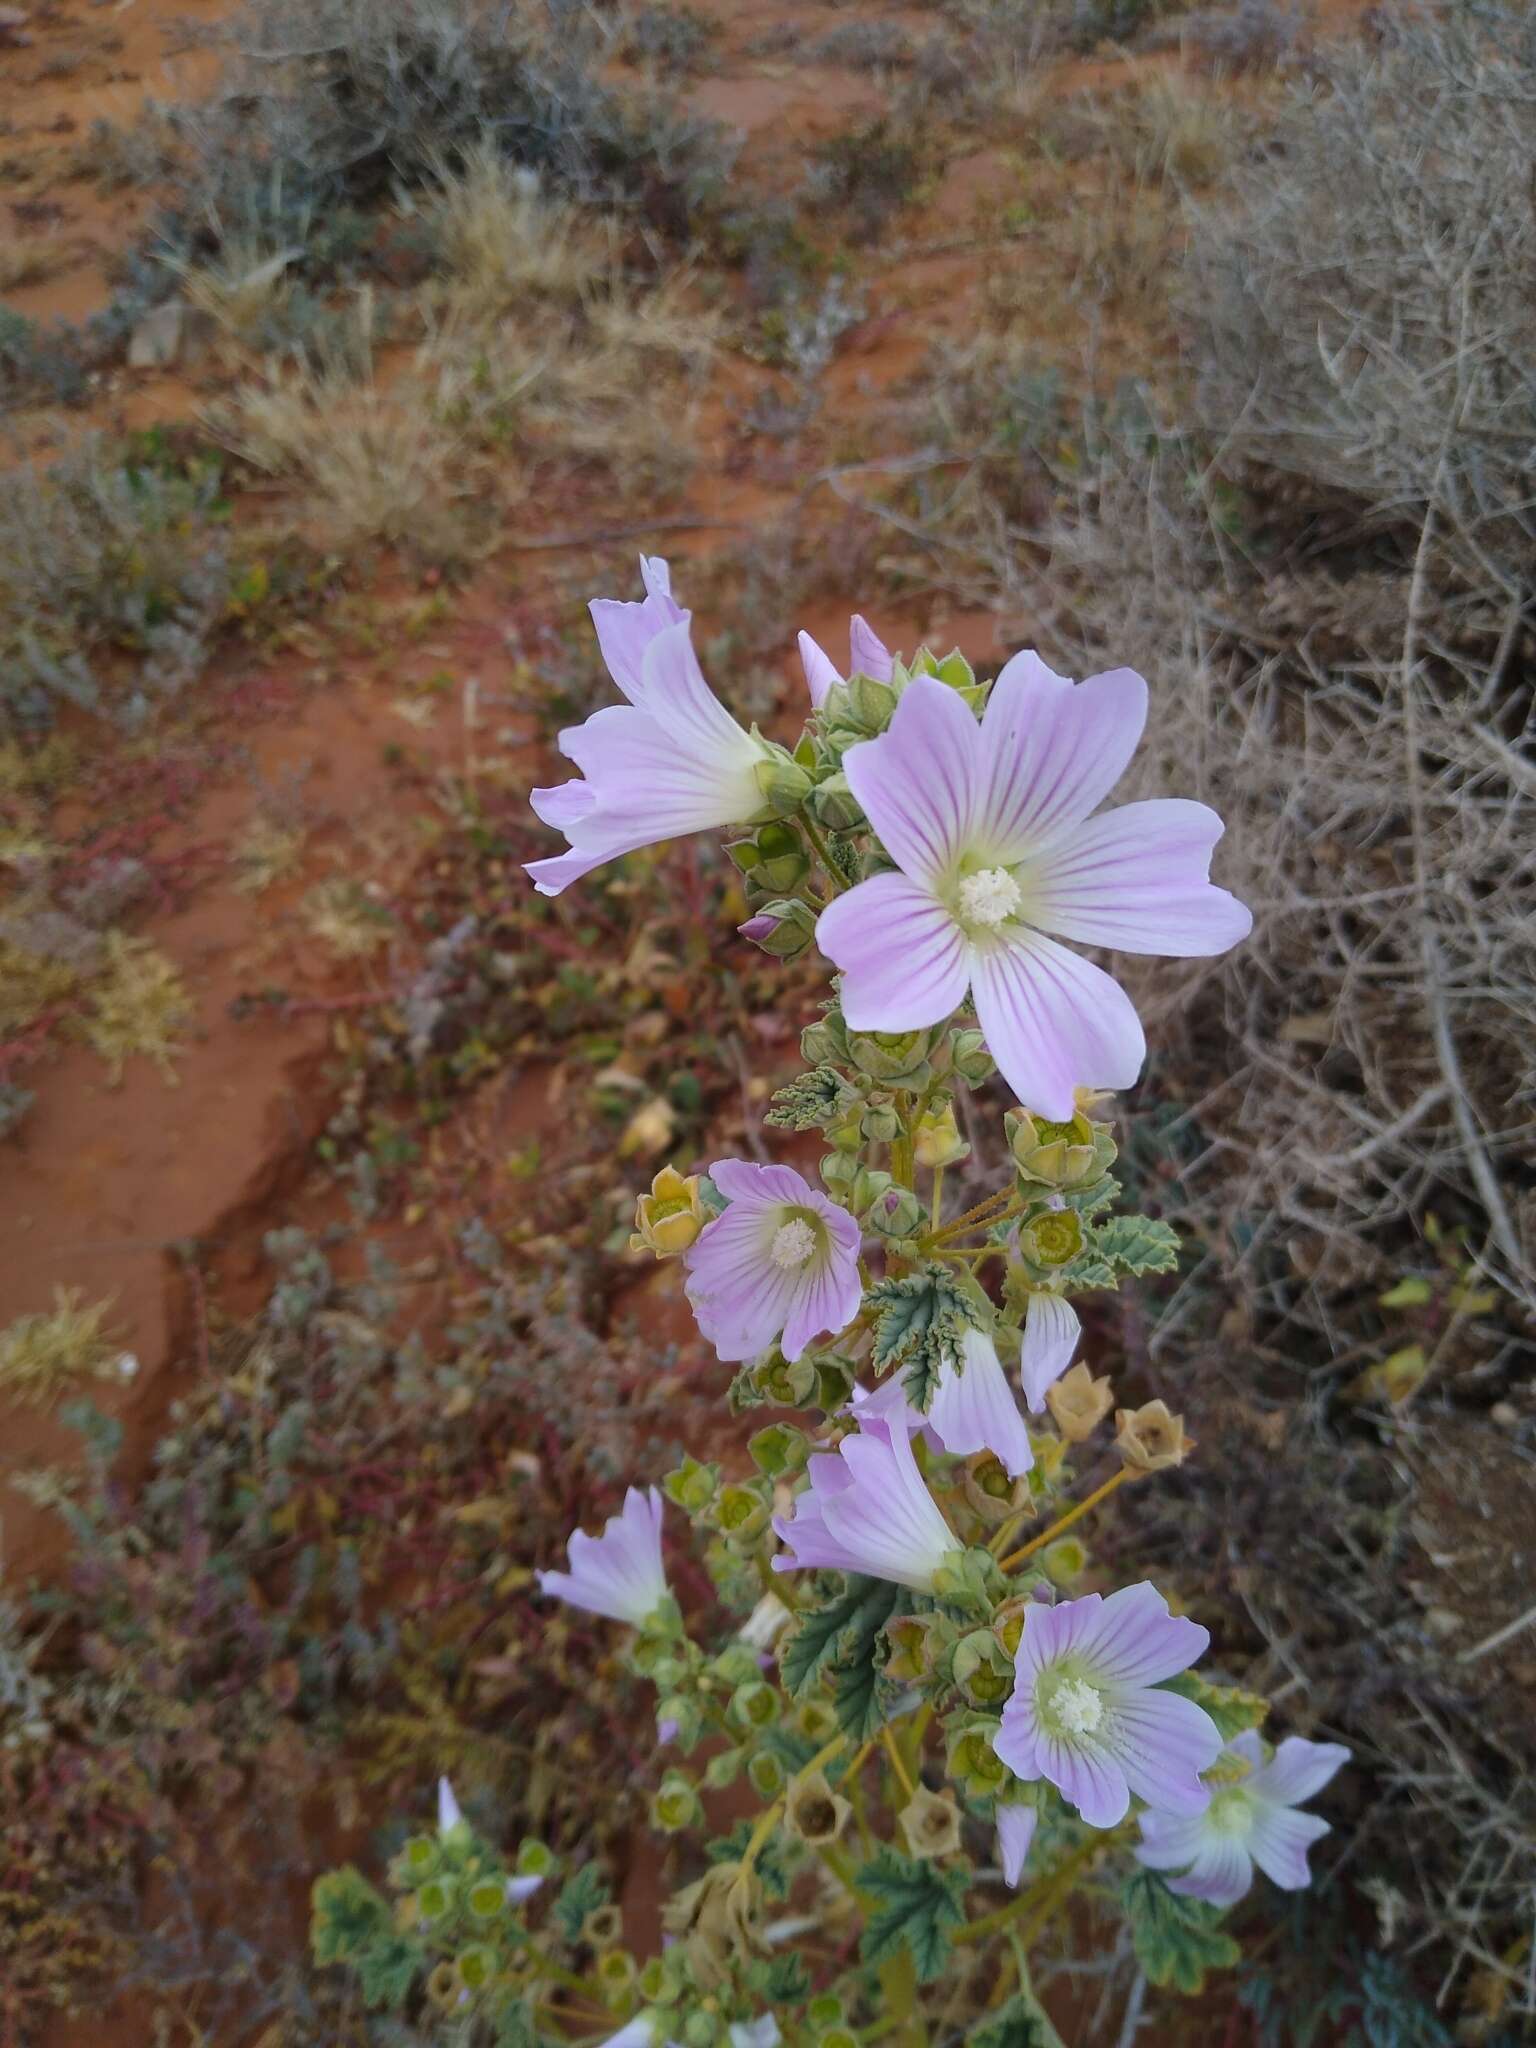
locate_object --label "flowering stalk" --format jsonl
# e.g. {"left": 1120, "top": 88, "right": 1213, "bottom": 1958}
{"left": 313, "top": 566, "right": 1336, "bottom": 2045}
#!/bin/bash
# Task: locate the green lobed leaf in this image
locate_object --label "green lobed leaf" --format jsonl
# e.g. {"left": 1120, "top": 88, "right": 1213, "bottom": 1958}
{"left": 551, "top": 1863, "right": 610, "bottom": 1944}
{"left": 968, "top": 1985, "right": 1066, "bottom": 2047}
{"left": 749, "top": 1950, "right": 813, "bottom": 2003}
{"left": 857, "top": 1845, "right": 969, "bottom": 1983}
{"left": 493, "top": 2000, "right": 541, "bottom": 2048}
{"left": 866, "top": 1263, "right": 986, "bottom": 1410}
{"left": 705, "top": 1818, "right": 791, "bottom": 1900}
{"left": 310, "top": 1866, "right": 393, "bottom": 1964}
{"left": 766, "top": 1065, "right": 858, "bottom": 1132}
{"left": 1094, "top": 1214, "right": 1181, "bottom": 1276}
{"left": 1161, "top": 1670, "right": 1269, "bottom": 1741}
{"left": 1121, "top": 1870, "right": 1240, "bottom": 1994}
{"left": 780, "top": 1572, "right": 900, "bottom": 1700}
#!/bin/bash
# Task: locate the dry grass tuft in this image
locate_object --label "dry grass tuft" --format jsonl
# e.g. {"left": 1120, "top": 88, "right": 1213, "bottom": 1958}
{"left": 77, "top": 933, "right": 195, "bottom": 1083}
{"left": 0, "top": 1291, "right": 125, "bottom": 1408}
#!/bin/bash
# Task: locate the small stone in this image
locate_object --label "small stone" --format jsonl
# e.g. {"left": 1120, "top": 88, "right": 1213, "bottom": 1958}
{"left": 127, "top": 300, "right": 186, "bottom": 370}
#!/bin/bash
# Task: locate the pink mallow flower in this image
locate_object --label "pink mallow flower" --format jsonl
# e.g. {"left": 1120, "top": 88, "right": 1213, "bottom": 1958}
{"left": 1136, "top": 1729, "right": 1348, "bottom": 1906}
{"left": 852, "top": 1325, "right": 1034, "bottom": 1478}
{"left": 684, "top": 1159, "right": 862, "bottom": 1364}
{"left": 537, "top": 1486, "right": 669, "bottom": 1626}
{"left": 815, "top": 662, "right": 1252, "bottom": 1119}
{"left": 526, "top": 556, "right": 773, "bottom": 895}
{"left": 772, "top": 1416, "right": 962, "bottom": 1592}
{"left": 798, "top": 613, "right": 895, "bottom": 705}
{"left": 992, "top": 1584, "right": 1222, "bottom": 1828}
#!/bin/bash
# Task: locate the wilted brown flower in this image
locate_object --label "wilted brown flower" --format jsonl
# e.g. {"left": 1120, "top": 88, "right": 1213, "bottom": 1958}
{"left": 784, "top": 1769, "right": 851, "bottom": 1847}
{"left": 898, "top": 1785, "right": 964, "bottom": 1861}
{"left": 1115, "top": 1398, "right": 1191, "bottom": 1473}
{"left": 1047, "top": 1361, "right": 1115, "bottom": 1443}
{"left": 661, "top": 1861, "right": 763, "bottom": 1989}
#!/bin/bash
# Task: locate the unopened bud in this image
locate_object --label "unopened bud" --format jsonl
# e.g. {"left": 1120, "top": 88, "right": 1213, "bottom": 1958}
{"left": 714, "top": 1481, "right": 771, "bottom": 1542}
{"left": 1115, "top": 1399, "right": 1191, "bottom": 1473}
{"left": 784, "top": 1769, "right": 851, "bottom": 1847}
{"left": 865, "top": 1183, "right": 926, "bottom": 1239}
{"left": 738, "top": 897, "right": 817, "bottom": 958}
{"left": 898, "top": 1785, "right": 964, "bottom": 1861}
{"left": 808, "top": 770, "right": 866, "bottom": 832}
{"left": 914, "top": 1099, "right": 969, "bottom": 1170}
{"left": 750, "top": 819, "right": 812, "bottom": 892}
{"left": 949, "top": 1027, "right": 994, "bottom": 1085}
{"left": 752, "top": 746, "right": 814, "bottom": 815}
{"left": 859, "top": 1098, "right": 901, "bottom": 1144}
{"left": 1045, "top": 1360, "right": 1114, "bottom": 1443}
{"left": 800, "top": 1009, "right": 849, "bottom": 1066}
{"left": 630, "top": 1165, "right": 706, "bottom": 1258}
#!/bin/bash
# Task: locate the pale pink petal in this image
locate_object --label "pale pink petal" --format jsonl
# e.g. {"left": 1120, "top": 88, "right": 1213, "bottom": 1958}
{"left": 1104, "top": 1688, "right": 1222, "bottom": 1814}
{"left": 1134, "top": 1808, "right": 1210, "bottom": 1874}
{"left": 526, "top": 844, "right": 608, "bottom": 896}
{"left": 1030, "top": 800, "right": 1253, "bottom": 955}
{"left": 975, "top": 655, "right": 1147, "bottom": 857}
{"left": 1167, "top": 1834, "right": 1254, "bottom": 1908}
{"left": 1042, "top": 1733, "right": 1130, "bottom": 1828}
{"left": 799, "top": 630, "right": 842, "bottom": 707}
{"left": 817, "top": 872, "right": 971, "bottom": 1032}
{"left": 841, "top": 675, "right": 981, "bottom": 887}
{"left": 1247, "top": 1804, "right": 1331, "bottom": 1890}
{"left": 1020, "top": 1292, "right": 1080, "bottom": 1410}
{"left": 557, "top": 696, "right": 760, "bottom": 845}
{"left": 627, "top": 619, "right": 763, "bottom": 768}
{"left": 971, "top": 929, "right": 1146, "bottom": 1121}
{"left": 992, "top": 1695, "right": 1043, "bottom": 1782}
{"left": 849, "top": 614, "right": 893, "bottom": 681}
{"left": 1248, "top": 1737, "right": 1349, "bottom": 1809}
{"left": 781, "top": 1239, "right": 862, "bottom": 1360}
{"left": 530, "top": 781, "right": 596, "bottom": 831}
{"left": 926, "top": 1326, "right": 1034, "bottom": 1476}
{"left": 1013, "top": 1593, "right": 1111, "bottom": 1683}
{"left": 1082, "top": 1582, "right": 1211, "bottom": 1689}
{"left": 588, "top": 555, "right": 686, "bottom": 701}
{"left": 996, "top": 1802, "right": 1037, "bottom": 1887}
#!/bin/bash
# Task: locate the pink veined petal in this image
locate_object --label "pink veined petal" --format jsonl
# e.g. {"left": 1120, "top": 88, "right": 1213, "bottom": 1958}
{"left": 926, "top": 1326, "right": 1034, "bottom": 1477}
{"left": 1081, "top": 1582, "right": 1211, "bottom": 1689}
{"left": 971, "top": 928, "right": 1146, "bottom": 1122}
{"left": 975, "top": 654, "right": 1148, "bottom": 857}
{"left": 1020, "top": 1292, "right": 1080, "bottom": 1410}
{"left": 996, "top": 1803, "right": 1037, "bottom": 1888}
{"left": 849, "top": 613, "right": 893, "bottom": 682}
{"left": 1247, "top": 1804, "right": 1331, "bottom": 1891}
{"left": 1103, "top": 1688, "right": 1223, "bottom": 1814}
{"left": 1167, "top": 1834, "right": 1254, "bottom": 1908}
{"left": 992, "top": 1693, "right": 1043, "bottom": 1782}
{"left": 816, "top": 872, "right": 971, "bottom": 1032}
{"left": 1029, "top": 799, "right": 1254, "bottom": 956}
{"left": 530, "top": 780, "right": 596, "bottom": 830}
{"left": 780, "top": 1236, "right": 862, "bottom": 1361}
{"left": 1135, "top": 1808, "right": 1212, "bottom": 1874}
{"left": 1248, "top": 1737, "right": 1350, "bottom": 1809}
{"left": 588, "top": 556, "right": 686, "bottom": 700}
{"left": 841, "top": 675, "right": 982, "bottom": 887}
{"left": 850, "top": 1374, "right": 927, "bottom": 1435}
{"left": 707, "top": 1157, "right": 817, "bottom": 1207}
{"left": 1013, "top": 1592, "right": 1111, "bottom": 1683}
{"left": 1042, "top": 1733, "right": 1131, "bottom": 1829}
{"left": 684, "top": 1205, "right": 801, "bottom": 1362}
{"left": 628, "top": 618, "right": 762, "bottom": 770}
{"left": 799, "top": 630, "right": 842, "bottom": 707}
{"left": 525, "top": 843, "right": 608, "bottom": 896}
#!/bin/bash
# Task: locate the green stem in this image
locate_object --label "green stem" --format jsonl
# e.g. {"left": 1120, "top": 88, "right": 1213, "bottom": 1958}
{"left": 801, "top": 813, "right": 845, "bottom": 893}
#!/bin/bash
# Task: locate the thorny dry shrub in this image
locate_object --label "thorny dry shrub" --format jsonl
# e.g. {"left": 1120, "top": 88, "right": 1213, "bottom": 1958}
{"left": 1184, "top": 2, "right": 1536, "bottom": 614}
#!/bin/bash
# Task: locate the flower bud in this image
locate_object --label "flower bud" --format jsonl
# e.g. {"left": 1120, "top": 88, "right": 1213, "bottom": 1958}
{"left": 749, "top": 1422, "right": 809, "bottom": 1478}
{"left": 714, "top": 1481, "right": 771, "bottom": 1543}
{"left": 864, "top": 1184, "right": 926, "bottom": 1240}
{"left": 1016, "top": 1206, "right": 1085, "bottom": 1271}
{"left": 704, "top": 1746, "right": 743, "bottom": 1788}
{"left": 730, "top": 1679, "right": 779, "bottom": 1729}
{"left": 630, "top": 1165, "right": 706, "bottom": 1258}
{"left": 737, "top": 897, "right": 817, "bottom": 959}
{"left": 859, "top": 1098, "right": 901, "bottom": 1144}
{"left": 845, "top": 1024, "right": 942, "bottom": 1086}
{"left": 583, "top": 1902, "right": 625, "bottom": 1949}
{"left": 820, "top": 1149, "right": 858, "bottom": 1194}
{"left": 656, "top": 1694, "right": 703, "bottom": 1750}
{"left": 800, "top": 1009, "right": 850, "bottom": 1066}
{"left": 952, "top": 1628, "right": 1015, "bottom": 1706}
{"left": 663, "top": 1455, "right": 720, "bottom": 1516}
{"left": 751, "top": 819, "right": 813, "bottom": 892}
{"left": 1115, "top": 1399, "right": 1192, "bottom": 1473}
{"left": 1006, "top": 1106, "right": 1116, "bottom": 1190}
{"left": 914, "top": 1099, "right": 969, "bottom": 1170}
{"left": 898, "top": 1785, "right": 964, "bottom": 1861}
{"left": 783, "top": 1768, "right": 851, "bottom": 1847}
{"left": 1046, "top": 1361, "right": 1114, "bottom": 1442}
{"left": 840, "top": 673, "right": 898, "bottom": 735}
{"left": 848, "top": 1165, "right": 893, "bottom": 1215}
{"left": 751, "top": 1350, "right": 819, "bottom": 1407}
{"left": 808, "top": 770, "right": 866, "bottom": 832}
{"left": 651, "top": 1771, "right": 703, "bottom": 1833}
{"left": 949, "top": 1028, "right": 994, "bottom": 1085}
{"left": 753, "top": 746, "right": 814, "bottom": 816}
{"left": 746, "top": 1749, "right": 784, "bottom": 1798}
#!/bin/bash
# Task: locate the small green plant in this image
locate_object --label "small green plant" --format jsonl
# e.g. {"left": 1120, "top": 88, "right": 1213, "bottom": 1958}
{"left": 0, "top": 1291, "right": 125, "bottom": 1408}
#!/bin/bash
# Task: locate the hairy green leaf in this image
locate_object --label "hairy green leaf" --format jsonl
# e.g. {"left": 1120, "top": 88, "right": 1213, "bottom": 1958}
{"left": 969, "top": 1985, "right": 1066, "bottom": 2047}
{"left": 552, "top": 1862, "right": 610, "bottom": 1944}
{"left": 857, "top": 1845, "right": 968, "bottom": 1983}
{"left": 1122, "top": 1870, "right": 1240, "bottom": 1993}
{"left": 866, "top": 1263, "right": 985, "bottom": 1410}
{"left": 766, "top": 1065, "right": 857, "bottom": 1132}
{"left": 311, "top": 1866, "right": 393, "bottom": 1964}
{"left": 1095, "top": 1214, "right": 1181, "bottom": 1276}
{"left": 780, "top": 1572, "right": 900, "bottom": 1700}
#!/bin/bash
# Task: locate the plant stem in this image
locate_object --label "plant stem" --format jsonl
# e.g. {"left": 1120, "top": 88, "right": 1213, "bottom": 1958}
{"left": 924, "top": 1186, "right": 1013, "bottom": 1245}
{"left": 881, "top": 1724, "right": 917, "bottom": 1800}
{"left": 742, "top": 1730, "right": 849, "bottom": 1874}
{"left": 997, "top": 1467, "right": 1132, "bottom": 1572}
{"left": 801, "top": 813, "right": 845, "bottom": 893}
{"left": 931, "top": 1163, "right": 945, "bottom": 1231}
